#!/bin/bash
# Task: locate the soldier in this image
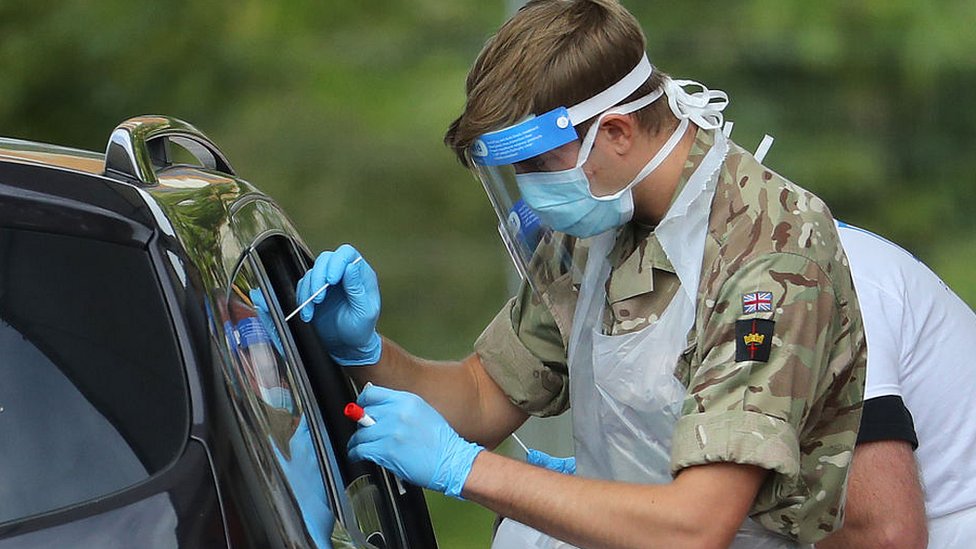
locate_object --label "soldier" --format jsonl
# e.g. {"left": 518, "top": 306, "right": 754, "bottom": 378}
{"left": 297, "top": 1, "right": 865, "bottom": 547}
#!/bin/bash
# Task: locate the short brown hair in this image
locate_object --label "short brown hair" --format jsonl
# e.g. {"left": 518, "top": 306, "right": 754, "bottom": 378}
{"left": 444, "top": 0, "right": 675, "bottom": 166}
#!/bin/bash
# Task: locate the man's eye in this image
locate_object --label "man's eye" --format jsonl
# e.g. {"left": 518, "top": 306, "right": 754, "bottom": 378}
{"left": 514, "top": 157, "right": 550, "bottom": 173}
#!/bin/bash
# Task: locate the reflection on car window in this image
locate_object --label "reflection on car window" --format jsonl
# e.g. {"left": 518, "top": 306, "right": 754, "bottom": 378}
{"left": 224, "top": 263, "right": 340, "bottom": 548}
{"left": 254, "top": 236, "right": 405, "bottom": 549}
{"left": 0, "top": 228, "right": 187, "bottom": 525}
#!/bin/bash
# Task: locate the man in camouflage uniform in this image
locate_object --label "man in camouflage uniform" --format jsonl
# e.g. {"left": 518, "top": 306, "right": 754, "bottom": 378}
{"left": 482, "top": 127, "right": 864, "bottom": 547}
{"left": 297, "top": 1, "right": 865, "bottom": 547}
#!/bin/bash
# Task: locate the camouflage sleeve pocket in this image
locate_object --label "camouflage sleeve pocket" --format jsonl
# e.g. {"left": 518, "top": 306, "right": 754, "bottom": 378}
{"left": 687, "top": 252, "right": 837, "bottom": 431}
{"left": 474, "top": 298, "right": 569, "bottom": 417}
{"left": 673, "top": 252, "right": 838, "bottom": 472}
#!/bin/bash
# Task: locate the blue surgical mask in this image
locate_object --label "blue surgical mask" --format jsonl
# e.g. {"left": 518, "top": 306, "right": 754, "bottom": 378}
{"left": 515, "top": 168, "right": 635, "bottom": 238}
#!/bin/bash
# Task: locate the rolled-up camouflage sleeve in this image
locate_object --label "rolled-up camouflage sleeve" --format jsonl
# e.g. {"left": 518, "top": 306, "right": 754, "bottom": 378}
{"left": 474, "top": 281, "right": 570, "bottom": 417}
{"left": 671, "top": 252, "right": 837, "bottom": 479}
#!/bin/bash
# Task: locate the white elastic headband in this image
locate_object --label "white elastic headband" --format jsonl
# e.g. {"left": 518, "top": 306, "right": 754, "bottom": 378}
{"left": 575, "top": 76, "right": 730, "bottom": 168}
{"left": 570, "top": 75, "right": 730, "bottom": 202}
{"left": 566, "top": 53, "right": 653, "bottom": 125}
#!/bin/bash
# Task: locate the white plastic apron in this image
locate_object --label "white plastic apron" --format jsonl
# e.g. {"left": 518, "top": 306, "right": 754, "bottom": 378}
{"left": 493, "top": 130, "right": 803, "bottom": 548}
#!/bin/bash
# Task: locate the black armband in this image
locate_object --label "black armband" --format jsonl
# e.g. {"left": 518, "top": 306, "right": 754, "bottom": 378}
{"left": 857, "top": 395, "right": 918, "bottom": 450}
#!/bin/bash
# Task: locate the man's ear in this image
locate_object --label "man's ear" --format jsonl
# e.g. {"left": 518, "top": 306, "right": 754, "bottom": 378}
{"left": 598, "top": 114, "right": 637, "bottom": 155}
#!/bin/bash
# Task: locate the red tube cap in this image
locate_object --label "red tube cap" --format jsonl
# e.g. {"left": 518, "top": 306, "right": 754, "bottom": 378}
{"left": 344, "top": 402, "right": 365, "bottom": 422}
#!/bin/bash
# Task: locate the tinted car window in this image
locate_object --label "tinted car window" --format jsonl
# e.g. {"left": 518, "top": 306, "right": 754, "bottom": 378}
{"left": 0, "top": 228, "right": 188, "bottom": 524}
{"left": 224, "top": 261, "right": 339, "bottom": 547}
{"left": 255, "top": 236, "right": 431, "bottom": 549}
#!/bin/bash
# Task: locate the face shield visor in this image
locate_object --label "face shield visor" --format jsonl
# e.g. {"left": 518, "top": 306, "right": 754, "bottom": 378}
{"left": 469, "top": 54, "right": 729, "bottom": 296}
{"left": 468, "top": 54, "right": 655, "bottom": 295}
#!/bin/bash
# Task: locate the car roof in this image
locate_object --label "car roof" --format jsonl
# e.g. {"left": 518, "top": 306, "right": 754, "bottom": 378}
{"left": 0, "top": 137, "right": 106, "bottom": 175}
{"left": 0, "top": 117, "right": 306, "bottom": 294}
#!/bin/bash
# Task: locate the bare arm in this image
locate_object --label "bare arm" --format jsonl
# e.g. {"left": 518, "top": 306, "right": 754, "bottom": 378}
{"left": 464, "top": 451, "right": 767, "bottom": 549}
{"left": 816, "top": 440, "right": 927, "bottom": 549}
{"left": 346, "top": 338, "right": 528, "bottom": 449}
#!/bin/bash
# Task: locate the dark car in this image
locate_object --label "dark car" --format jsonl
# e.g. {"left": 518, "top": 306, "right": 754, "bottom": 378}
{"left": 0, "top": 116, "right": 438, "bottom": 548}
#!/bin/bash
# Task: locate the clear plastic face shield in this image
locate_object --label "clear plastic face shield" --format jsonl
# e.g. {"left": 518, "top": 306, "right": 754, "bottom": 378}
{"left": 467, "top": 55, "right": 657, "bottom": 294}
{"left": 469, "top": 53, "right": 729, "bottom": 295}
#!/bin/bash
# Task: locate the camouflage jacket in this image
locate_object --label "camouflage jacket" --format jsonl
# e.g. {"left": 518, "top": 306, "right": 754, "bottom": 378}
{"left": 474, "top": 128, "right": 866, "bottom": 543}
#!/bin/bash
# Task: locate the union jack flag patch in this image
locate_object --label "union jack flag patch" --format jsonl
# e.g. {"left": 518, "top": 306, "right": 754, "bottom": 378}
{"left": 742, "top": 291, "right": 773, "bottom": 314}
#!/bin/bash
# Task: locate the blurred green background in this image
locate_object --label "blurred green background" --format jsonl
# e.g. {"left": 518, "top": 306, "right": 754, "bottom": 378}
{"left": 2, "top": 1, "right": 974, "bottom": 547}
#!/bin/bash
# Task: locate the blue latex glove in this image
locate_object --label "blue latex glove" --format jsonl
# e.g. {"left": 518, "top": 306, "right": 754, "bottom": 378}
{"left": 296, "top": 244, "right": 382, "bottom": 366}
{"left": 526, "top": 449, "right": 576, "bottom": 475}
{"left": 347, "top": 385, "right": 484, "bottom": 499}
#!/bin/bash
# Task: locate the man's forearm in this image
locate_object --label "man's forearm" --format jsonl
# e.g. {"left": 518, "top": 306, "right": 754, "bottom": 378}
{"left": 815, "top": 440, "right": 927, "bottom": 549}
{"left": 463, "top": 451, "right": 765, "bottom": 549}
{"left": 346, "top": 338, "right": 526, "bottom": 448}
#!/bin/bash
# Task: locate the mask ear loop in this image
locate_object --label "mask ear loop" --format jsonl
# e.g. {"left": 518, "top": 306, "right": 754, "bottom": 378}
{"left": 574, "top": 88, "right": 665, "bottom": 169}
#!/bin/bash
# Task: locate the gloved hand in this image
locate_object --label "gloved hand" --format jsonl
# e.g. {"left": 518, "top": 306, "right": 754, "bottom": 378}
{"left": 526, "top": 449, "right": 576, "bottom": 475}
{"left": 296, "top": 244, "right": 382, "bottom": 366}
{"left": 347, "top": 384, "right": 484, "bottom": 499}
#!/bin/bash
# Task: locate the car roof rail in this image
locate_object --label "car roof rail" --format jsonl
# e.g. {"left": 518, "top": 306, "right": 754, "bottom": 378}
{"left": 104, "top": 115, "right": 235, "bottom": 185}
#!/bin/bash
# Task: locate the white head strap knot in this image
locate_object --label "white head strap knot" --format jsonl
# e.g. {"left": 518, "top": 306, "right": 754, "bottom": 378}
{"left": 663, "top": 78, "right": 729, "bottom": 130}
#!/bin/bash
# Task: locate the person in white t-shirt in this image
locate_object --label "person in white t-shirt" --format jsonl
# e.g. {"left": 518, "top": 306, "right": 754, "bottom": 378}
{"left": 816, "top": 221, "right": 976, "bottom": 548}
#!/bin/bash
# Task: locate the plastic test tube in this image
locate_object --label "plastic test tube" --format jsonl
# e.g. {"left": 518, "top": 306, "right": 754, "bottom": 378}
{"left": 345, "top": 399, "right": 406, "bottom": 495}
{"left": 344, "top": 402, "right": 376, "bottom": 427}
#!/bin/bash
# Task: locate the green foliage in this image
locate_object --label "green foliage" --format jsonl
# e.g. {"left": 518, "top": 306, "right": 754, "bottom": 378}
{"left": 2, "top": 1, "right": 974, "bottom": 546}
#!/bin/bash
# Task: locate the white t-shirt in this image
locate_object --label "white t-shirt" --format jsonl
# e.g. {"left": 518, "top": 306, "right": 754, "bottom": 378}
{"left": 837, "top": 222, "right": 976, "bottom": 520}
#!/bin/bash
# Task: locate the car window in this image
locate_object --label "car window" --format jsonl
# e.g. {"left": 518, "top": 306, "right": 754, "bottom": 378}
{"left": 0, "top": 228, "right": 188, "bottom": 525}
{"left": 254, "top": 236, "right": 436, "bottom": 549}
{"left": 224, "top": 260, "right": 341, "bottom": 548}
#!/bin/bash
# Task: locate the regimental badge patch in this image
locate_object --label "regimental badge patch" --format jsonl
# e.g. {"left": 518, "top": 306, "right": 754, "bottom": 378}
{"left": 742, "top": 291, "right": 773, "bottom": 314}
{"left": 735, "top": 318, "right": 775, "bottom": 362}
